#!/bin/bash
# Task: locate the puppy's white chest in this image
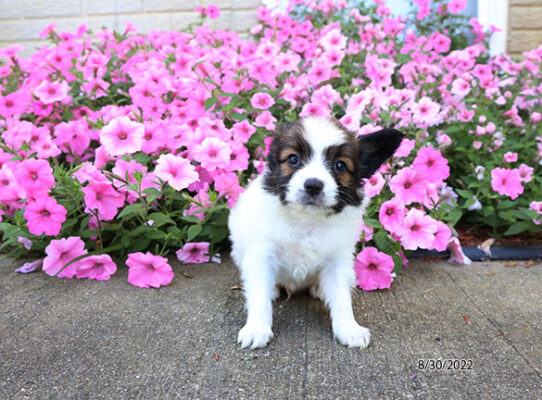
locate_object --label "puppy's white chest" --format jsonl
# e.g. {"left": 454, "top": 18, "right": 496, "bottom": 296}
{"left": 273, "top": 225, "right": 333, "bottom": 288}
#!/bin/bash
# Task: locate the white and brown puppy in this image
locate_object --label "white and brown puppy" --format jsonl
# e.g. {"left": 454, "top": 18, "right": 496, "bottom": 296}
{"left": 228, "top": 117, "right": 402, "bottom": 349}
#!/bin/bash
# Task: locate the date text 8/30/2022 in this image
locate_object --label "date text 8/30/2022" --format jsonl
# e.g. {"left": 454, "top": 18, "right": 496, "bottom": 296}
{"left": 418, "top": 359, "right": 473, "bottom": 370}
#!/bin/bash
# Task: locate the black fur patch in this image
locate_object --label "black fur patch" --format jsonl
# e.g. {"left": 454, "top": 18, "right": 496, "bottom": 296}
{"left": 358, "top": 129, "right": 404, "bottom": 179}
{"left": 262, "top": 121, "right": 313, "bottom": 203}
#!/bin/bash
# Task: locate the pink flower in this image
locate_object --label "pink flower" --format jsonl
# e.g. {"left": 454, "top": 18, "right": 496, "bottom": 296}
{"left": 192, "top": 137, "right": 232, "bottom": 171}
{"left": 154, "top": 154, "right": 199, "bottom": 191}
{"left": 34, "top": 80, "right": 71, "bottom": 104}
{"left": 254, "top": 110, "right": 276, "bottom": 130}
{"left": 518, "top": 164, "right": 533, "bottom": 183}
{"left": 15, "top": 158, "right": 55, "bottom": 195}
{"left": 448, "top": 0, "right": 467, "bottom": 14}
{"left": 412, "top": 146, "right": 450, "bottom": 183}
{"left": 176, "top": 242, "right": 220, "bottom": 264}
{"left": 126, "top": 252, "right": 174, "bottom": 288}
{"left": 82, "top": 182, "right": 125, "bottom": 220}
{"left": 24, "top": 197, "right": 67, "bottom": 236}
{"left": 411, "top": 97, "right": 441, "bottom": 127}
{"left": 503, "top": 152, "right": 517, "bottom": 163}
{"left": 379, "top": 198, "right": 406, "bottom": 232}
{"left": 99, "top": 116, "right": 144, "bottom": 156}
{"left": 205, "top": 4, "right": 220, "bottom": 19}
{"left": 231, "top": 121, "right": 256, "bottom": 144}
{"left": 250, "top": 92, "right": 275, "bottom": 110}
{"left": 364, "top": 172, "right": 385, "bottom": 198}
{"left": 448, "top": 237, "right": 472, "bottom": 265}
{"left": 491, "top": 167, "right": 524, "bottom": 200}
{"left": 394, "top": 138, "right": 415, "bottom": 158}
{"left": 43, "top": 237, "right": 87, "bottom": 278}
{"left": 389, "top": 168, "right": 427, "bottom": 205}
{"left": 15, "top": 259, "right": 43, "bottom": 274}
{"left": 75, "top": 254, "right": 117, "bottom": 280}
{"left": 354, "top": 247, "right": 395, "bottom": 291}
{"left": 432, "top": 221, "right": 452, "bottom": 251}
{"left": 396, "top": 209, "right": 438, "bottom": 251}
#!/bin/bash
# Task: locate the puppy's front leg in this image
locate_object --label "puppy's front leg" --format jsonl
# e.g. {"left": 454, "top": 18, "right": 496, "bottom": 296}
{"left": 237, "top": 247, "right": 275, "bottom": 349}
{"left": 319, "top": 258, "right": 371, "bottom": 348}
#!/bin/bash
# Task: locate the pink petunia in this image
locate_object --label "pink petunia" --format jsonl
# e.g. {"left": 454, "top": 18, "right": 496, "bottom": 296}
{"left": 379, "top": 198, "right": 406, "bottom": 232}
{"left": 448, "top": 237, "right": 472, "bottom": 265}
{"left": 518, "top": 164, "right": 533, "bottom": 183}
{"left": 15, "top": 158, "right": 55, "bottom": 195}
{"left": 250, "top": 92, "right": 275, "bottom": 110}
{"left": 126, "top": 252, "right": 174, "bottom": 288}
{"left": 412, "top": 146, "right": 450, "bottom": 183}
{"left": 389, "top": 167, "right": 427, "bottom": 205}
{"left": 447, "top": 0, "right": 467, "bottom": 14}
{"left": 491, "top": 167, "right": 524, "bottom": 200}
{"left": 364, "top": 172, "right": 385, "bottom": 198}
{"left": 205, "top": 4, "right": 220, "bottom": 19}
{"left": 75, "top": 254, "right": 117, "bottom": 280}
{"left": 99, "top": 116, "right": 144, "bottom": 156}
{"left": 34, "top": 80, "right": 72, "bottom": 104}
{"left": 396, "top": 209, "right": 438, "bottom": 251}
{"left": 43, "top": 236, "right": 87, "bottom": 278}
{"left": 432, "top": 221, "right": 452, "bottom": 252}
{"left": 192, "top": 137, "right": 232, "bottom": 171}
{"left": 154, "top": 154, "right": 199, "bottom": 191}
{"left": 24, "top": 197, "right": 67, "bottom": 236}
{"left": 82, "top": 182, "right": 125, "bottom": 220}
{"left": 354, "top": 247, "right": 395, "bottom": 291}
{"left": 176, "top": 242, "right": 220, "bottom": 264}
{"left": 503, "top": 152, "right": 518, "bottom": 163}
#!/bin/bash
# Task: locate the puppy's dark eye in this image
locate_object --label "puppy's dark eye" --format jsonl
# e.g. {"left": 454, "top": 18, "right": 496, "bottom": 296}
{"left": 334, "top": 160, "right": 347, "bottom": 173}
{"left": 287, "top": 153, "right": 300, "bottom": 167}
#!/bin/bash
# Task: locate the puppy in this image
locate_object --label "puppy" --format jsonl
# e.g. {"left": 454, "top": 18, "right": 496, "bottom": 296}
{"left": 228, "top": 117, "right": 402, "bottom": 349}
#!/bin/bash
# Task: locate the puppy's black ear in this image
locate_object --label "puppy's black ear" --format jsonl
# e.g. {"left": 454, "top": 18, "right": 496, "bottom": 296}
{"left": 358, "top": 129, "right": 404, "bottom": 179}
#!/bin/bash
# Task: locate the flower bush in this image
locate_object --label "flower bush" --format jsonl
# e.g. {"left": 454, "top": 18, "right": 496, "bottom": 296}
{"left": 1, "top": 0, "right": 541, "bottom": 290}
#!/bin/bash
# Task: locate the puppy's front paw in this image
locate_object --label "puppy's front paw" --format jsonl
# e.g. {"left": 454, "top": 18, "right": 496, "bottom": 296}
{"left": 333, "top": 321, "right": 371, "bottom": 348}
{"left": 238, "top": 322, "right": 273, "bottom": 349}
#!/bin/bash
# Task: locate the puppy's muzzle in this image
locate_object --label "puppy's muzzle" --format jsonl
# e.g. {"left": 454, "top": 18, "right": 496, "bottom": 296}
{"left": 304, "top": 178, "right": 324, "bottom": 197}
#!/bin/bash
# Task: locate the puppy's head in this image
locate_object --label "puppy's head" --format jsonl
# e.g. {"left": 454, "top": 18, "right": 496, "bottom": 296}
{"left": 262, "top": 117, "right": 403, "bottom": 213}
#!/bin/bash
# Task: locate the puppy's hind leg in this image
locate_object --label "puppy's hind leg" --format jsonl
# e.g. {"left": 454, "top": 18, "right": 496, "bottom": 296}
{"left": 237, "top": 245, "right": 276, "bottom": 349}
{"left": 319, "top": 257, "right": 371, "bottom": 348}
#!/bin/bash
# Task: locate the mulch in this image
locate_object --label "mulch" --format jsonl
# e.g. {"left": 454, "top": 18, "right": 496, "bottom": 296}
{"left": 455, "top": 224, "right": 542, "bottom": 247}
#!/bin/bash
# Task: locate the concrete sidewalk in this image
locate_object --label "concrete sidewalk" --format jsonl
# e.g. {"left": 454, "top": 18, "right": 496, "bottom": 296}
{"left": 1, "top": 257, "right": 541, "bottom": 400}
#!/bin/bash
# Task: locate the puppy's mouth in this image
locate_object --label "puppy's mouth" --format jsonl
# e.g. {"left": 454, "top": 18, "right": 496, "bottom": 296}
{"left": 297, "top": 193, "right": 329, "bottom": 208}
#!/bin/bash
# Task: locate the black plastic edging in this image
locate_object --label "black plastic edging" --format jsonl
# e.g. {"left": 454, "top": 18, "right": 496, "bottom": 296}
{"left": 409, "top": 246, "right": 542, "bottom": 261}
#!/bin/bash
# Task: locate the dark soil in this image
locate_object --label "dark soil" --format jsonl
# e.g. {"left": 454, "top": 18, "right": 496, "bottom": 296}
{"left": 455, "top": 225, "right": 542, "bottom": 247}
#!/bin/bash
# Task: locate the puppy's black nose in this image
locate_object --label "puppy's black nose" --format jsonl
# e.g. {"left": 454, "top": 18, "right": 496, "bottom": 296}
{"left": 304, "top": 178, "right": 324, "bottom": 196}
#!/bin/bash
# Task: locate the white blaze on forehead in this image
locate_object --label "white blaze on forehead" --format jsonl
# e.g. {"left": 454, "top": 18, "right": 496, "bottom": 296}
{"left": 302, "top": 117, "right": 346, "bottom": 153}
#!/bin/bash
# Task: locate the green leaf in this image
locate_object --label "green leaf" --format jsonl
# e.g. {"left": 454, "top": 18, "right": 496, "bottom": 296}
{"left": 373, "top": 230, "right": 389, "bottom": 251}
{"left": 148, "top": 212, "right": 175, "bottom": 227}
{"left": 504, "top": 221, "right": 531, "bottom": 236}
{"left": 204, "top": 97, "right": 218, "bottom": 111}
{"left": 229, "top": 112, "right": 247, "bottom": 121}
{"left": 142, "top": 187, "right": 161, "bottom": 197}
{"left": 448, "top": 209, "right": 463, "bottom": 226}
{"left": 497, "top": 200, "right": 516, "bottom": 210}
{"left": 62, "top": 108, "right": 74, "bottom": 121}
{"left": 117, "top": 203, "right": 145, "bottom": 219}
{"left": 363, "top": 218, "right": 381, "bottom": 228}
{"left": 147, "top": 230, "right": 166, "bottom": 239}
{"left": 187, "top": 224, "right": 202, "bottom": 241}
{"left": 456, "top": 189, "right": 473, "bottom": 199}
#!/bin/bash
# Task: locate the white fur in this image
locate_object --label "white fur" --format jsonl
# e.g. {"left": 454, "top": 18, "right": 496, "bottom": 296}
{"left": 229, "top": 178, "right": 371, "bottom": 349}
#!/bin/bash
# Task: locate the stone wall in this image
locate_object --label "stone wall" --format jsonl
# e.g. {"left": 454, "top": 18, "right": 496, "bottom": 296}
{"left": 0, "top": 0, "right": 261, "bottom": 56}
{"left": 508, "top": 0, "right": 542, "bottom": 56}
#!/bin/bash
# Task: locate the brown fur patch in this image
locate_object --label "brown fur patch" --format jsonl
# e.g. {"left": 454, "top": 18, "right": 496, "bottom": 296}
{"left": 279, "top": 147, "right": 299, "bottom": 175}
